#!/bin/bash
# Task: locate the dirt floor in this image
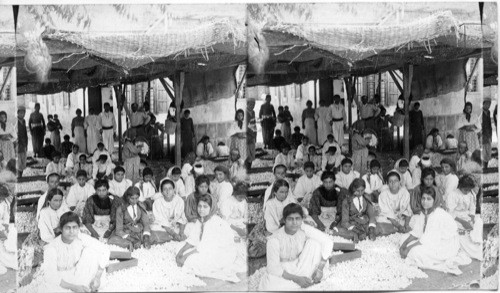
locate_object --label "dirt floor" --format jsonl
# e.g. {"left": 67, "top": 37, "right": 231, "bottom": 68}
{"left": 0, "top": 269, "right": 16, "bottom": 293}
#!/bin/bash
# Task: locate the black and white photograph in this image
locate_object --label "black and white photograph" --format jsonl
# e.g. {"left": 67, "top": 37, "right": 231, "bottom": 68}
{"left": 0, "top": 1, "right": 498, "bottom": 292}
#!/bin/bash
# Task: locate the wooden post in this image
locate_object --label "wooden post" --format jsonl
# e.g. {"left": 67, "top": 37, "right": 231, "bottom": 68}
{"left": 83, "top": 88, "right": 87, "bottom": 118}
{"left": 174, "top": 72, "right": 185, "bottom": 166}
{"left": 0, "top": 67, "right": 13, "bottom": 98}
{"left": 344, "top": 76, "right": 356, "bottom": 154}
{"left": 388, "top": 70, "right": 404, "bottom": 94}
{"left": 313, "top": 80, "right": 318, "bottom": 145}
{"left": 403, "top": 64, "right": 414, "bottom": 160}
{"left": 113, "top": 85, "right": 125, "bottom": 164}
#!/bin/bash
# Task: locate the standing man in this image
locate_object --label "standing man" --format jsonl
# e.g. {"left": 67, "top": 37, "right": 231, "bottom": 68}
{"left": 28, "top": 103, "right": 46, "bottom": 158}
{"left": 124, "top": 102, "right": 150, "bottom": 140}
{"left": 329, "top": 95, "right": 347, "bottom": 147}
{"left": 481, "top": 97, "right": 493, "bottom": 162}
{"left": 17, "top": 106, "right": 28, "bottom": 177}
{"left": 357, "top": 95, "right": 380, "bottom": 131}
{"left": 246, "top": 98, "right": 257, "bottom": 169}
{"left": 100, "top": 103, "right": 116, "bottom": 160}
{"left": 409, "top": 102, "right": 425, "bottom": 150}
{"left": 259, "top": 94, "right": 276, "bottom": 149}
{"left": 180, "top": 109, "right": 195, "bottom": 158}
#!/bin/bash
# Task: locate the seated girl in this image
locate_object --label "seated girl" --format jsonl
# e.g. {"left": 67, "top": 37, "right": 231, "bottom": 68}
{"left": 196, "top": 135, "right": 216, "bottom": 159}
{"left": 66, "top": 170, "right": 95, "bottom": 217}
{"left": 265, "top": 180, "right": 314, "bottom": 234}
{"left": 455, "top": 142, "right": 472, "bottom": 172}
{"left": 92, "top": 154, "right": 114, "bottom": 181}
{"left": 425, "top": 128, "right": 445, "bottom": 151}
{"left": 135, "top": 167, "right": 160, "bottom": 211}
{"left": 335, "top": 158, "right": 360, "bottom": 190}
{"left": 309, "top": 171, "right": 342, "bottom": 231}
{"left": 263, "top": 164, "right": 293, "bottom": 206}
{"left": 38, "top": 188, "right": 70, "bottom": 243}
{"left": 321, "top": 146, "right": 343, "bottom": 173}
{"left": 228, "top": 148, "right": 247, "bottom": 181}
{"left": 185, "top": 175, "right": 213, "bottom": 223}
{"left": 393, "top": 158, "right": 414, "bottom": 191}
{"left": 108, "top": 166, "right": 133, "bottom": 198}
{"left": 400, "top": 186, "right": 464, "bottom": 275}
{"left": 108, "top": 186, "right": 152, "bottom": 251}
{"left": 437, "top": 158, "right": 459, "bottom": 205}
{"left": 259, "top": 203, "right": 334, "bottom": 290}
{"left": 446, "top": 175, "right": 482, "bottom": 261}
{"left": 293, "top": 162, "right": 322, "bottom": 204}
{"left": 72, "top": 154, "right": 93, "bottom": 185}
{"left": 220, "top": 181, "right": 248, "bottom": 239}
{"left": 39, "top": 212, "right": 110, "bottom": 292}
{"left": 304, "top": 146, "right": 322, "bottom": 173}
{"left": 176, "top": 194, "right": 241, "bottom": 282}
{"left": 46, "top": 151, "right": 66, "bottom": 177}
{"left": 376, "top": 171, "right": 412, "bottom": 235}
{"left": 361, "top": 159, "right": 384, "bottom": 203}
{"left": 0, "top": 184, "right": 16, "bottom": 274}
{"left": 410, "top": 168, "right": 444, "bottom": 216}
{"left": 211, "top": 165, "right": 234, "bottom": 210}
{"left": 151, "top": 179, "right": 187, "bottom": 243}
{"left": 165, "top": 166, "right": 187, "bottom": 199}
{"left": 335, "top": 179, "right": 376, "bottom": 243}
{"left": 81, "top": 180, "right": 121, "bottom": 240}
{"left": 274, "top": 143, "right": 295, "bottom": 170}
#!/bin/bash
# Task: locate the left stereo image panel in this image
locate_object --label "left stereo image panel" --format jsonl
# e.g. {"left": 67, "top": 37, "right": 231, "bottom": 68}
{"left": 0, "top": 5, "right": 18, "bottom": 293}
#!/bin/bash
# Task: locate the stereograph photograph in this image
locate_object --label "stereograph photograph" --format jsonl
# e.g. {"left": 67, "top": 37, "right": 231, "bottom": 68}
{"left": 0, "top": 2, "right": 497, "bottom": 292}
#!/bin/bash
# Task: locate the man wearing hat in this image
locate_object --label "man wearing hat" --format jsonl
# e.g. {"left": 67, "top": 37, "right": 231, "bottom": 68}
{"left": 17, "top": 106, "right": 28, "bottom": 177}
{"left": 481, "top": 97, "right": 493, "bottom": 162}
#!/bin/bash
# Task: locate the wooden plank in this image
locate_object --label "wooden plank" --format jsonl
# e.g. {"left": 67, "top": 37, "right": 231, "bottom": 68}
{"left": 17, "top": 206, "right": 36, "bottom": 212}
{"left": 329, "top": 249, "right": 362, "bottom": 265}
{"left": 159, "top": 78, "right": 175, "bottom": 101}
{"left": 388, "top": 70, "right": 403, "bottom": 94}
{"left": 174, "top": 72, "right": 185, "bottom": 166}
{"left": 17, "top": 175, "right": 46, "bottom": 183}
{"left": 0, "top": 67, "right": 13, "bottom": 97}
{"left": 403, "top": 64, "right": 413, "bottom": 160}
{"left": 106, "top": 258, "right": 138, "bottom": 273}
{"left": 248, "top": 166, "right": 273, "bottom": 174}
{"left": 483, "top": 196, "right": 499, "bottom": 202}
{"left": 248, "top": 189, "right": 266, "bottom": 197}
{"left": 17, "top": 197, "right": 40, "bottom": 206}
{"left": 332, "top": 242, "right": 356, "bottom": 251}
{"left": 110, "top": 251, "right": 132, "bottom": 260}
{"left": 16, "top": 190, "right": 43, "bottom": 197}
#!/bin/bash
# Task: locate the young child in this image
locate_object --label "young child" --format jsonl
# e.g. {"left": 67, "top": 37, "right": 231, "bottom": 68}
{"left": 123, "top": 137, "right": 142, "bottom": 184}
{"left": 136, "top": 167, "right": 160, "bottom": 211}
{"left": 445, "top": 134, "right": 458, "bottom": 150}
{"left": 294, "top": 136, "right": 310, "bottom": 167}
{"left": 293, "top": 161, "right": 322, "bottom": 202}
{"left": 216, "top": 142, "right": 230, "bottom": 157}
{"left": 290, "top": 126, "right": 304, "bottom": 149}
{"left": 220, "top": 181, "right": 248, "bottom": 239}
{"left": 409, "top": 145, "right": 424, "bottom": 174}
{"left": 109, "top": 166, "right": 133, "bottom": 198}
{"left": 322, "top": 134, "right": 340, "bottom": 158}
{"left": 263, "top": 164, "right": 293, "bottom": 206}
{"left": 151, "top": 179, "right": 187, "bottom": 242}
{"left": 65, "top": 170, "right": 95, "bottom": 217}
{"left": 181, "top": 152, "right": 196, "bottom": 182}
{"left": 335, "top": 158, "right": 360, "bottom": 190}
{"left": 92, "top": 142, "right": 112, "bottom": 166}
{"left": 60, "top": 135, "right": 74, "bottom": 158}
{"left": 229, "top": 148, "right": 247, "bottom": 181}
{"left": 487, "top": 148, "right": 498, "bottom": 168}
{"left": 74, "top": 154, "right": 93, "bottom": 180}
{"left": 45, "top": 151, "right": 65, "bottom": 176}
{"left": 362, "top": 159, "right": 384, "bottom": 202}
{"left": 304, "top": 145, "right": 322, "bottom": 172}
{"left": 322, "top": 146, "right": 343, "bottom": 172}
{"left": 394, "top": 158, "right": 414, "bottom": 191}
{"left": 438, "top": 158, "right": 459, "bottom": 205}
{"left": 351, "top": 129, "right": 370, "bottom": 176}
{"left": 274, "top": 143, "right": 294, "bottom": 170}
{"left": 92, "top": 154, "right": 114, "bottom": 181}
{"left": 271, "top": 129, "right": 287, "bottom": 151}
{"left": 36, "top": 173, "right": 61, "bottom": 220}
{"left": 164, "top": 166, "right": 186, "bottom": 199}
{"left": 211, "top": 165, "right": 234, "bottom": 210}
{"left": 455, "top": 142, "right": 472, "bottom": 172}
{"left": 42, "top": 138, "right": 56, "bottom": 160}
{"left": 65, "top": 144, "right": 81, "bottom": 176}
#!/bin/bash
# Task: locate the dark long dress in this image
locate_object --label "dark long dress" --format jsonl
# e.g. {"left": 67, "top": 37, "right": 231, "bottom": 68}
{"left": 82, "top": 194, "right": 122, "bottom": 235}
{"left": 259, "top": 103, "right": 276, "bottom": 148}
{"left": 29, "top": 112, "right": 45, "bottom": 157}
{"left": 181, "top": 117, "right": 195, "bottom": 157}
{"left": 409, "top": 109, "right": 424, "bottom": 149}
{"left": 309, "top": 186, "right": 343, "bottom": 227}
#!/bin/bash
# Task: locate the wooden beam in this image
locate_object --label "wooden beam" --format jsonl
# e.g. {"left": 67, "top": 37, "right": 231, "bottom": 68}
{"left": 344, "top": 76, "right": 357, "bottom": 154}
{"left": 159, "top": 78, "right": 175, "bottom": 101}
{"left": 463, "top": 58, "right": 479, "bottom": 103}
{"left": 174, "top": 71, "right": 185, "bottom": 166}
{"left": 0, "top": 67, "right": 13, "bottom": 98}
{"left": 388, "top": 70, "right": 403, "bottom": 94}
{"left": 113, "top": 85, "right": 124, "bottom": 163}
{"left": 403, "top": 64, "right": 414, "bottom": 160}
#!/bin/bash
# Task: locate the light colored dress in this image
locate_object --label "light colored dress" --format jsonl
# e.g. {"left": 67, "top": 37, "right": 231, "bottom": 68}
{"left": 265, "top": 196, "right": 299, "bottom": 233}
{"left": 0, "top": 120, "right": 16, "bottom": 163}
{"left": 228, "top": 121, "right": 247, "bottom": 163}
{"left": 38, "top": 204, "right": 71, "bottom": 243}
{"left": 210, "top": 181, "right": 234, "bottom": 211}
{"left": 402, "top": 208, "right": 465, "bottom": 275}
{"left": 72, "top": 116, "right": 86, "bottom": 154}
{"left": 376, "top": 186, "right": 412, "bottom": 226}
{"left": 315, "top": 106, "right": 332, "bottom": 146}
{"left": 438, "top": 173, "right": 459, "bottom": 205}
{"left": 258, "top": 224, "right": 333, "bottom": 291}
{"left": 220, "top": 196, "right": 248, "bottom": 230}
{"left": 108, "top": 179, "right": 133, "bottom": 198}
{"left": 302, "top": 108, "right": 317, "bottom": 145}
{"left": 457, "top": 113, "right": 481, "bottom": 152}
{"left": 335, "top": 170, "right": 360, "bottom": 190}
{"left": 274, "top": 152, "right": 295, "bottom": 170}
{"left": 38, "top": 233, "right": 110, "bottom": 292}
{"left": 65, "top": 183, "right": 95, "bottom": 217}
{"left": 293, "top": 174, "right": 322, "bottom": 201}
{"left": 0, "top": 200, "right": 16, "bottom": 271}
{"left": 46, "top": 161, "right": 65, "bottom": 176}
{"left": 151, "top": 195, "right": 187, "bottom": 239}
{"left": 84, "top": 114, "right": 102, "bottom": 155}
{"left": 182, "top": 215, "right": 240, "bottom": 282}
{"left": 362, "top": 172, "right": 384, "bottom": 195}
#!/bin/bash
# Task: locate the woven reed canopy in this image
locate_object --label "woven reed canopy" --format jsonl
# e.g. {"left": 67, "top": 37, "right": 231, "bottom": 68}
{"left": 12, "top": 5, "right": 247, "bottom": 95}
{"left": 246, "top": 3, "right": 493, "bottom": 87}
